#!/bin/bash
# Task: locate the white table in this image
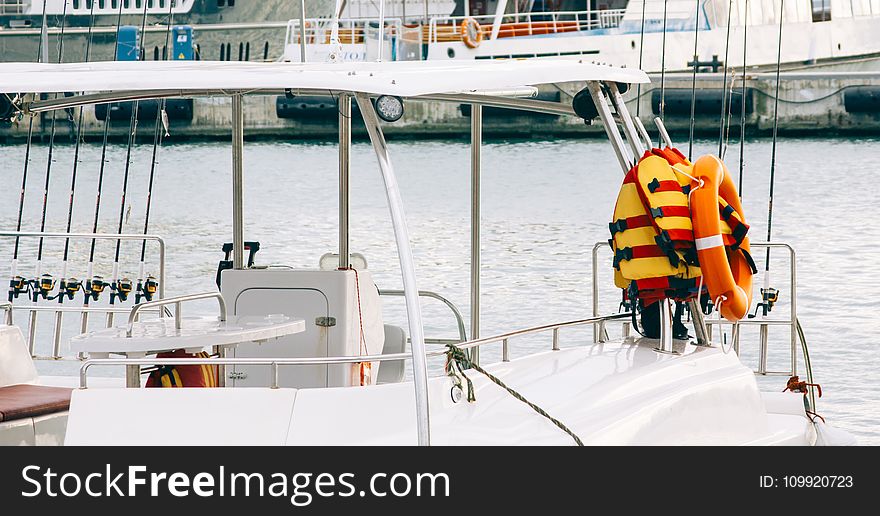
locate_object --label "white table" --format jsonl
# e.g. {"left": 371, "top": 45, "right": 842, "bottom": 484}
{"left": 70, "top": 314, "right": 305, "bottom": 387}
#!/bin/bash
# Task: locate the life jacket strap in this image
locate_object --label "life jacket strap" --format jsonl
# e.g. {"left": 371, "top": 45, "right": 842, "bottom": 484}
{"left": 649, "top": 205, "right": 691, "bottom": 219}
{"left": 609, "top": 214, "right": 652, "bottom": 236}
{"left": 647, "top": 178, "right": 684, "bottom": 194}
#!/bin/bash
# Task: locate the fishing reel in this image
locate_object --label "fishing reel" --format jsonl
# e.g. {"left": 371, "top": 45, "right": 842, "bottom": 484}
{"left": 110, "top": 278, "right": 134, "bottom": 304}
{"left": 7, "top": 275, "right": 29, "bottom": 302}
{"left": 30, "top": 274, "right": 55, "bottom": 302}
{"left": 748, "top": 287, "right": 780, "bottom": 318}
{"left": 135, "top": 276, "right": 159, "bottom": 304}
{"left": 57, "top": 277, "right": 82, "bottom": 303}
{"left": 84, "top": 276, "right": 108, "bottom": 303}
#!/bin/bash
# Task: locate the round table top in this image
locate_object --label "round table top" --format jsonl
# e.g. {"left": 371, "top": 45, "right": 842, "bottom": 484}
{"left": 69, "top": 314, "right": 305, "bottom": 355}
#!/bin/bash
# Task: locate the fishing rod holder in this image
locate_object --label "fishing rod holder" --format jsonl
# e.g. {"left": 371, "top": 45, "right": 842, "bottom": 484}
{"left": 0, "top": 231, "right": 166, "bottom": 360}
{"left": 748, "top": 287, "right": 780, "bottom": 318}
{"left": 216, "top": 241, "right": 260, "bottom": 288}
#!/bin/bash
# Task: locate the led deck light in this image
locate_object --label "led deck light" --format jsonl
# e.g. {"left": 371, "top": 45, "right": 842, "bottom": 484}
{"left": 374, "top": 95, "right": 404, "bottom": 123}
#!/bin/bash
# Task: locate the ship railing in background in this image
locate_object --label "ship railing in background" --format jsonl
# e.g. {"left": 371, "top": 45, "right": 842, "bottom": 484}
{"left": 427, "top": 9, "right": 628, "bottom": 44}
{"left": 0, "top": 0, "right": 28, "bottom": 15}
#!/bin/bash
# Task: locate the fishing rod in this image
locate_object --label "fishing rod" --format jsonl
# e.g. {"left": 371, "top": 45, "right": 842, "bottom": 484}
{"left": 135, "top": 0, "right": 177, "bottom": 304}
{"left": 737, "top": 0, "right": 749, "bottom": 198}
{"left": 30, "top": 0, "right": 69, "bottom": 303}
{"left": 83, "top": 1, "right": 128, "bottom": 315}
{"left": 109, "top": 0, "right": 152, "bottom": 308}
{"left": 8, "top": 0, "right": 50, "bottom": 303}
{"left": 761, "top": 0, "right": 785, "bottom": 318}
{"left": 687, "top": 0, "right": 701, "bottom": 160}
{"left": 57, "top": 0, "right": 100, "bottom": 305}
{"left": 717, "top": 0, "right": 734, "bottom": 158}
{"left": 658, "top": 0, "right": 669, "bottom": 147}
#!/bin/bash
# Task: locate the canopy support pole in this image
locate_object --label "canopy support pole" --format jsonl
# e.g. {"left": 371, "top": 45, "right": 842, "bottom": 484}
{"left": 339, "top": 93, "right": 351, "bottom": 269}
{"left": 232, "top": 94, "right": 245, "bottom": 270}
{"left": 587, "top": 81, "right": 631, "bottom": 173}
{"left": 470, "top": 104, "right": 482, "bottom": 365}
{"left": 355, "top": 93, "right": 431, "bottom": 446}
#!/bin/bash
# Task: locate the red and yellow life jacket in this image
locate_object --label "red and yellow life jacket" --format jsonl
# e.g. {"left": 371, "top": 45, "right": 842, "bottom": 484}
{"left": 610, "top": 147, "right": 750, "bottom": 304}
{"left": 146, "top": 350, "right": 218, "bottom": 388}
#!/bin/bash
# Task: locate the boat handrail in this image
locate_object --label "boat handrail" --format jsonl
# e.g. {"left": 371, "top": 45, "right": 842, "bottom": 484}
{"left": 77, "top": 312, "right": 631, "bottom": 388}
{"left": 1, "top": 302, "right": 11, "bottom": 326}
{"left": 127, "top": 291, "right": 227, "bottom": 338}
{"left": 379, "top": 289, "right": 467, "bottom": 344}
{"left": 0, "top": 231, "right": 166, "bottom": 358}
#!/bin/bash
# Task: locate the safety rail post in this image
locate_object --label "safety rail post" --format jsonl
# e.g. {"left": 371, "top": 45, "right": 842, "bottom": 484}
{"left": 502, "top": 338, "right": 510, "bottom": 362}
{"left": 654, "top": 299, "right": 677, "bottom": 354}
{"left": 552, "top": 328, "right": 560, "bottom": 351}
{"left": 470, "top": 102, "right": 482, "bottom": 365}
{"left": 1, "top": 302, "right": 12, "bottom": 326}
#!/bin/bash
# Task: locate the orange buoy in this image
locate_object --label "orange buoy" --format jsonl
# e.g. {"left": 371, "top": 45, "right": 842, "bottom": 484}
{"left": 461, "top": 18, "right": 483, "bottom": 48}
{"left": 690, "top": 155, "right": 753, "bottom": 321}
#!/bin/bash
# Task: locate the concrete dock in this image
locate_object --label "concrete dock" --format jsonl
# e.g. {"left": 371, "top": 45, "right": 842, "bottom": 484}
{"left": 2, "top": 71, "right": 879, "bottom": 142}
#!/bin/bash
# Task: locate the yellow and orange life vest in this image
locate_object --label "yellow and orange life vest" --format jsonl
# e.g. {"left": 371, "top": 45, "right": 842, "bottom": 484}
{"left": 610, "top": 147, "right": 752, "bottom": 305}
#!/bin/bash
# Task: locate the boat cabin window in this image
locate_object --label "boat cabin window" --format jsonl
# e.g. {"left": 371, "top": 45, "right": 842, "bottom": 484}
{"left": 812, "top": 0, "right": 831, "bottom": 21}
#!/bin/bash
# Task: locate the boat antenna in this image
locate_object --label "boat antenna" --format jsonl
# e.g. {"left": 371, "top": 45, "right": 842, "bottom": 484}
{"left": 658, "top": 0, "right": 669, "bottom": 146}
{"left": 686, "top": 0, "right": 701, "bottom": 160}
{"left": 737, "top": 0, "right": 749, "bottom": 197}
{"left": 57, "top": 0, "right": 99, "bottom": 305}
{"left": 635, "top": 0, "right": 647, "bottom": 117}
{"left": 134, "top": 0, "right": 176, "bottom": 305}
{"left": 109, "top": 0, "right": 151, "bottom": 307}
{"left": 717, "top": 0, "right": 733, "bottom": 157}
{"left": 6, "top": 2, "right": 49, "bottom": 303}
{"left": 762, "top": 0, "right": 785, "bottom": 316}
{"left": 30, "top": 0, "right": 69, "bottom": 302}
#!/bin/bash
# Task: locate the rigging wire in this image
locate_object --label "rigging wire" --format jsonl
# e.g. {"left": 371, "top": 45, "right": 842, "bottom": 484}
{"left": 658, "top": 0, "right": 669, "bottom": 146}
{"left": 738, "top": 0, "right": 749, "bottom": 198}
{"left": 687, "top": 0, "right": 701, "bottom": 160}
{"left": 718, "top": 0, "right": 734, "bottom": 157}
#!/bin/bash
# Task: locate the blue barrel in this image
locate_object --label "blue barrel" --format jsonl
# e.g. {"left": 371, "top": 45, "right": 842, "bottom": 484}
{"left": 115, "top": 26, "right": 140, "bottom": 61}
{"left": 172, "top": 25, "right": 194, "bottom": 61}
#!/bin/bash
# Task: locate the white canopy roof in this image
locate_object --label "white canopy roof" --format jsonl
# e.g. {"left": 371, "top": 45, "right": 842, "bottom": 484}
{"left": 0, "top": 59, "right": 649, "bottom": 97}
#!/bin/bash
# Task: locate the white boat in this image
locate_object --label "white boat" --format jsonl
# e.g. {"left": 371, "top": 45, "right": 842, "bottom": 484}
{"left": 0, "top": 58, "right": 856, "bottom": 445}
{"left": 282, "top": 0, "right": 880, "bottom": 71}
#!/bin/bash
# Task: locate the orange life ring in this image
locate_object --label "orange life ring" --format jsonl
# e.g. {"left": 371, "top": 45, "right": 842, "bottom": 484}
{"left": 690, "top": 155, "right": 753, "bottom": 322}
{"left": 461, "top": 18, "right": 483, "bottom": 49}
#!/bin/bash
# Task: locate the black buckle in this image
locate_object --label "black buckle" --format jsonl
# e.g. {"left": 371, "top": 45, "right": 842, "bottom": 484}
{"left": 609, "top": 219, "right": 628, "bottom": 236}
{"left": 650, "top": 207, "right": 664, "bottom": 218}
{"left": 647, "top": 178, "right": 661, "bottom": 193}
{"left": 613, "top": 247, "right": 633, "bottom": 269}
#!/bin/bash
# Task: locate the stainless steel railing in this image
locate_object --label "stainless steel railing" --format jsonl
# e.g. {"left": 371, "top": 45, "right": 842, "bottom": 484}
{"left": 0, "top": 231, "right": 165, "bottom": 359}
{"left": 78, "top": 312, "right": 631, "bottom": 388}
{"left": 591, "top": 240, "right": 817, "bottom": 407}
{"left": 127, "top": 291, "right": 226, "bottom": 337}
{"left": 379, "top": 289, "right": 467, "bottom": 345}
{"left": 1, "top": 301, "right": 12, "bottom": 326}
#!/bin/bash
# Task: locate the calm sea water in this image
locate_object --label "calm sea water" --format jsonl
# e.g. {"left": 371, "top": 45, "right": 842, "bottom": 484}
{"left": 1, "top": 136, "right": 877, "bottom": 444}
